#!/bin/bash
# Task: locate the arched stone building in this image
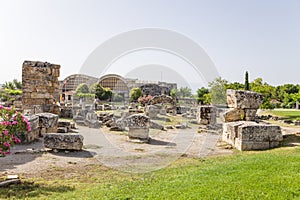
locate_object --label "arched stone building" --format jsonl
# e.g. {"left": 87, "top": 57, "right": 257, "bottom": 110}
{"left": 60, "top": 74, "right": 98, "bottom": 102}
{"left": 98, "top": 74, "right": 130, "bottom": 100}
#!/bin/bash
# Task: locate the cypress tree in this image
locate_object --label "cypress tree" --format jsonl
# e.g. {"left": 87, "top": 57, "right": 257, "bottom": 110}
{"left": 244, "top": 71, "right": 250, "bottom": 90}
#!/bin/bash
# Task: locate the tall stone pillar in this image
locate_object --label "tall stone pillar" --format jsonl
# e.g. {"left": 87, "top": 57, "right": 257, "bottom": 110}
{"left": 22, "top": 61, "right": 61, "bottom": 115}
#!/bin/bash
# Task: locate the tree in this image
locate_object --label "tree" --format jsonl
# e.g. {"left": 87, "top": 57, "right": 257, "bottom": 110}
{"left": 197, "top": 87, "right": 209, "bottom": 104}
{"left": 208, "top": 77, "right": 227, "bottom": 105}
{"left": 244, "top": 71, "right": 250, "bottom": 90}
{"left": 226, "top": 82, "right": 244, "bottom": 90}
{"left": 130, "top": 87, "right": 142, "bottom": 102}
{"left": 112, "top": 93, "right": 124, "bottom": 102}
{"left": 2, "top": 79, "right": 22, "bottom": 90}
{"left": 95, "top": 84, "right": 112, "bottom": 100}
{"left": 178, "top": 87, "right": 192, "bottom": 98}
{"left": 75, "top": 83, "right": 90, "bottom": 94}
{"left": 170, "top": 88, "right": 178, "bottom": 98}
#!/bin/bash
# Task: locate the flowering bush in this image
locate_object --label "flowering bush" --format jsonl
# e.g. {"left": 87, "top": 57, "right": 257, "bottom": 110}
{"left": 0, "top": 106, "right": 30, "bottom": 157}
{"left": 138, "top": 95, "right": 153, "bottom": 106}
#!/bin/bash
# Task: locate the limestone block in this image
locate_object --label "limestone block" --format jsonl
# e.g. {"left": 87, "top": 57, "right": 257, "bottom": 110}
{"left": 222, "top": 121, "right": 283, "bottom": 151}
{"left": 244, "top": 109, "right": 257, "bottom": 121}
{"left": 196, "top": 105, "right": 217, "bottom": 125}
{"left": 126, "top": 114, "right": 150, "bottom": 128}
{"left": 221, "top": 108, "right": 245, "bottom": 122}
{"left": 128, "top": 127, "right": 149, "bottom": 140}
{"left": 226, "top": 89, "right": 263, "bottom": 109}
{"left": 36, "top": 113, "right": 58, "bottom": 129}
{"left": 44, "top": 133, "right": 83, "bottom": 150}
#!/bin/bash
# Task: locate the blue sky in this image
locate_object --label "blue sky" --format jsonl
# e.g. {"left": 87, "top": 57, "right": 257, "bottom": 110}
{"left": 0, "top": 0, "right": 299, "bottom": 90}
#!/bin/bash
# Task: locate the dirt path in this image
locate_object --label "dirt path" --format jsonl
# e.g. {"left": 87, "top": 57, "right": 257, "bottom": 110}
{"left": 1, "top": 123, "right": 299, "bottom": 176}
{"left": 0, "top": 124, "right": 231, "bottom": 176}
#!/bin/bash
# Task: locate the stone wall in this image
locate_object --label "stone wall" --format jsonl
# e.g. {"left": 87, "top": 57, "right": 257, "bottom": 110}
{"left": 22, "top": 61, "right": 60, "bottom": 115}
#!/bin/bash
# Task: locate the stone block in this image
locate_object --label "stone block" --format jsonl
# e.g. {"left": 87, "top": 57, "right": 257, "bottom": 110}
{"left": 221, "top": 108, "right": 245, "bottom": 122}
{"left": 226, "top": 89, "right": 263, "bottom": 109}
{"left": 244, "top": 109, "right": 257, "bottom": 121}
{"left": 196, "top": 105, "right": 217, "bottom": 125}
{"left": 36, "top": 113, "right": 58, "bottom": 128}
{"left": 44, "top": 133, "right": 83, "bottom": 150}
{"left": 222, "top": 121, "right": 282, "bottom": 151}
{"left": 128, "top": 127, "right": 149, "bottom": 140}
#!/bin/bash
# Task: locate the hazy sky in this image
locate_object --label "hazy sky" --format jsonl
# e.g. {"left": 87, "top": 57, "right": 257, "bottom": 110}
{"left": 0, "top": 0, "right": 299, "bottom": 89}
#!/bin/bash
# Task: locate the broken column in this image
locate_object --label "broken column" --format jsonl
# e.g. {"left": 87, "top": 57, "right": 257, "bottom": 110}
{"left": 127, "top": 114, "right": 150, "bottom": 141}
{"left": 222, "top": 89, "right": 283, "bottom": 150}
{"left": 22, "top": 61, "right": 61, "bottom": 115}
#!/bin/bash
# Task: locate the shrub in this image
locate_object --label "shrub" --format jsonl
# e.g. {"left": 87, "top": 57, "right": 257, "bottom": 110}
{"left": 0, "top": 106, "right": 30, "bottom": 157}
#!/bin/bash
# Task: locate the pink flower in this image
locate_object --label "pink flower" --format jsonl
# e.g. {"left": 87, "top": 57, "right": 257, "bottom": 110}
{"left": 0, "top": 105, "right": 3, "bottom": 109}
{"left": 12, "top": 121, "right": 18, "bottom": 125}
{"left": 3, "top": 142, "right": 10, "bottom": 147}
{"left": 3, "top": 130, "right": 9, "bottom": 135}
{"left": 14, "top": 138, "right": 21, "bottom": 143}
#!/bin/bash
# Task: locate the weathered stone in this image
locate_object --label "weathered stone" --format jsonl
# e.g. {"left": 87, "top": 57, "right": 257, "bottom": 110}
{"left": 196, "top": 105, "right": 217, "bottom": 125}
{"left": 15, "top": 115, "right": 40, "bottom": 143}
{"left": 36, "top": 113, "right": 58, "bottom": 129}
{"left": 22, "top": 61, "right": 61, "bottom": 115}
{"left": 150, "top": 121, "right": 164, "bottom": 130}
{"left": 222, "top": 121, "right": 282, "bottom": 151}
{"left": 44, "top": 133, "right": 83, "bottom": 150}
{"left": 145, "top": 105, "right": 160, "bottom": 118}
{"left": 57, "top": 127, "right": 68, "bottom": 133}
{"left": 221, "top": 108, "right": 245, "bottom": 122}
{"left": 165, "top": 125, "right": 174, "bottom": 129}
{"left": 226, "top": 89, "right": 263, "bottom": 109}
{"left": 244, "top": 109, "right": 257, "bottom": 121}
{"left": 127, "top": 114, "right": 149, "bottom": 140}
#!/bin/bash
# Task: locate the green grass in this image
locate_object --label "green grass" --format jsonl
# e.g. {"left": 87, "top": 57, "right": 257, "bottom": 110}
{"left": 0, "top": 147, "right": 299, "bottom": 199}
{"left": 260, "top": 109, "right": 300, "bottom": 121}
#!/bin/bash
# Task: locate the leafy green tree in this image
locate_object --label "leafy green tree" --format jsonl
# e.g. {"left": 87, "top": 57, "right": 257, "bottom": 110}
{"left": 75, "top": 83, "right": 90, "bottom": 94}
{"left": 130, "top": 87, "right": 142, "bottom": 102}
{"left": 170, "top": 88, "right": 178, "bottom": 98}
{"left": 209, "top": 77, "right": 227, "bottom": 105}
{"left": 95, "top": 84, "right": 112, "bottom": 100}
{"left": 244, "top": 71, "right": 250, "bottom": 90}
{"left": 197, "top": 87, "right": 209, "bottom": 104}
{"left": 225, "top": 82, "right": 244, "bottom": 90}
{"left": 13, "top": 79, "right": 22, "bottom": 90}
{"left": 178, "top": 87, "right": 192, "bottom": 97}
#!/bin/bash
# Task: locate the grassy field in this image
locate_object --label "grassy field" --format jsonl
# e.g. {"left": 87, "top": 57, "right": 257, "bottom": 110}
{"left": 260, "top": 109, "right": 300, "bottom": 121}
{"left": 0, "top": 147, "right": 299, "bottom": 200}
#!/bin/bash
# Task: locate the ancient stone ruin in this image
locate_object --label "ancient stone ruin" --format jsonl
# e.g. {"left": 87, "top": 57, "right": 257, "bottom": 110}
{"left": 222, "top": 89, "right": 263, "bottom": 122}
{"left": 222, "top": 89, "right": 283, "bottom": 150}
{"left": 127, "top": 114, "right": 150, "bottom": 141}
{"left": 22, "top": 61, "right": 61, "bottom": 115}
{"left": 44, "top": 133, "right": 83, "bottom": 150}
{"left": 197, "top": 105, "right": 217, "bottom": 125}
